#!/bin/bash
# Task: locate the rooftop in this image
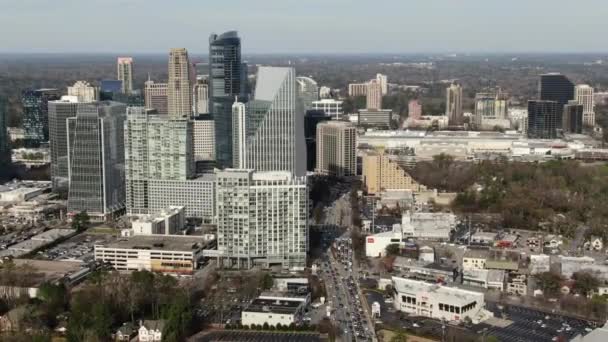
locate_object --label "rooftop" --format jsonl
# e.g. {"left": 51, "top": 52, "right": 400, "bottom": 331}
{"left": 244, "top": 298, "right": 303, "bottom": 315}
{"left": 392, "top": 276, "right": 484, "bottom": 306}
{"left": 98, "top": 235, "right": 209, "bottom": 252}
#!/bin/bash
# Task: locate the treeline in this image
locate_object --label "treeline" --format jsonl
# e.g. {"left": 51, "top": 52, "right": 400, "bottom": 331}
{"left": 411, "top": 154, "right": 608, "bottom": 238}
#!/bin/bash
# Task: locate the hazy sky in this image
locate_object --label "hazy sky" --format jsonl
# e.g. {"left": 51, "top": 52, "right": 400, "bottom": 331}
{"left": 1, "top": 0, "right": 607, "bottom": 54}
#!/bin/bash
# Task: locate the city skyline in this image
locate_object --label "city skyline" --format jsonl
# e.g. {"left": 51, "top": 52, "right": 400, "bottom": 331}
{"left": 2, "top": 0, "right": 608, "bottom": 54}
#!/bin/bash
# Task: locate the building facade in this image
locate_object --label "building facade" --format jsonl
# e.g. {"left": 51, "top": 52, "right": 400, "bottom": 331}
{"left": 21, "top": 89, "right": 60, "bottom": 147}
{"left": 304, "top": 111, "right": 331, "bottom": 172}
{"left": 311, "top": 99, "right": 343, "bottom": 118}
{"left": 563, "top": 100, "right": 584, "bottom": 134}
{"left": 144, "top": 80, "right": 168, "bottom": 115}
{"left": 358, "top": 109, "right": 392, "bottom": 128}
{"left": 527, "top": 100, "right": 560, "bottom": 139}
{"left": 539, "top": 73, "right": 574, "bottom": 128}
{"left": 377, "top": 73, "right": 388, "bottom": 95}
{"left": 348, "top": 83, "right": 368, "bottom": 97}
{"left": 446, "top": 83, "right": 463, "bottom": 126}
{"left": 48, "top": 96, "right": 79, "bottom": 191}
{"left": 67, "top": 81, "right": 98, "bottom": 102}
{"left": 296, "top": 76, "right": 319, "bottom": 111}
{"left": 117, "top": 57, "right": 134, "bottom": 94}
{"left": 367, "top": 80, "right": 383, "bottom": 110}
{"left": 215, "top": 169, "right": 308, "bottom": 269}
{"left": 192, "top": 117, "right": 215, "bottom": 161}
{"left": 67, "top": 101, "right": 127, "bottom": 221}
{"left": 315, "top": 121, "right": 356, "bottom": 177}
{"left": 193, "top": 80, "right": 209, "bottom": 115}
{"left": 232, "top": 67, "right": 306, "bottom": 176}
{"left": 167, "top": 48, "right": 192, "bottom": 118}
{"left": 209, "top": 31, "right": 244, "bottom": 168}
{"left": 362, "top": 151, "right": 425, "bottom": 194}
{"left": 408, "top": 100, "right": 422, "bottom": 120}
{"left": 575, "top": 84, "right": 595, "bottom": 127}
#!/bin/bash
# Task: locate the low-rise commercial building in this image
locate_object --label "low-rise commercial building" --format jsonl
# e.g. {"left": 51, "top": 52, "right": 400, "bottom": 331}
{"left": 462, "top": 249, "right": 489, "bottom": 270}
{"left": 241, "top": 292, "right": 309, "bottom": 327}
{"left": 311, "top": 99, "right": 343, "bottom": 118}
{"left": 358, "top": 109, "right": 392, "bottom": 128}
{"left": 94, "top": 236, "right": 210, "bottom": 275}
{"left": 391, "top": 277, "right": 491, "bottom": 323}
{"left": 400, "top": 211, "right": 456, "bottom": 241}
{"left": 130, "top": 206, "right": 185, "bottom": 236}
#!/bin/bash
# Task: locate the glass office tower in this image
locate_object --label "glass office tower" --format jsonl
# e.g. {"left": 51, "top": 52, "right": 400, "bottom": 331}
{"left": 209, "top": 31, "right": 244, "bottom": 168}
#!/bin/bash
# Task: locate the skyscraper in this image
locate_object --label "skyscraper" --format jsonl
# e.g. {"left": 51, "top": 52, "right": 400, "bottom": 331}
{"left": 124, "top": 108, "right": 215, "bottom": 220}
{"left": 0, "top": 96, "right": 10, "bottom": 171}
{"left": 575, "top": 84, "right": 595, "bottom": 127}
{"left": 446, "top": 83, "right": 463, "bottom": 126}
{"left": 296, "top": 76, "right": 319, "bottom": 111}
{"left": 366, "top": 79, "right": 382, "bottom": 110}
{"left": 67, "top": 101, "right": 127, "bottom": 221}
{"left": 304, "top": 110, "right": 331, "bottom": 172}
{"left": 193, "top": 78, "right": 209, "bottom": 115}
{"left": 67, "top": 81, "right": 98, "bottom": 102}
{"left": 215, "top": 169, "right": 308, "bottom": 269}
{"left": 192, "top": 116, "right": 215, "bottom": 161}
{"left": 562, "top": 100, "right": 583, "bottom": 134}
{"left": 144, "top": 79, "right": 168, "bottom": 115}
{"left": 21, "top": 89, "right": 60, "bottom": 147}
{"left": 209, "top": 31, "right": 244, "bottom": 168}
{"left": 167, "top": 48, "right": 192, "bottom": 118}
{"left": 376, "top": 73, "right": 388, "bottom": 95}
{"left": 539, "top": 73, "right": 574, "bottom": 128}
{"left": 408, "top": 99, "right": 422, "bottom": 120}
{"left": 315, "top": 121, "right": 357, "bottom": 177}
{"left": 231, "top": 101, "right": 247, "bottom": 169}
{"left": 49, "top": 96, "right": 79, "bottom": 191}
{"left": 527, "top": 100, "right": 560, "bottom": 139}
{"left": 231, "top": 67, "right": 306, "bottom": 176}
{"left": 117, "top": 57, "right": 133, "bottom": 94}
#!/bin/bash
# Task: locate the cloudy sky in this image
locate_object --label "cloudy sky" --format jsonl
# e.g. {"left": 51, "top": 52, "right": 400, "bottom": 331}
{"left": 1, "top": 0, "right": 606, "bottom": 54}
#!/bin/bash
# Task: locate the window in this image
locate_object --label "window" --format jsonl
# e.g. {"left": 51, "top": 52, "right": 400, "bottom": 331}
{"left": 439, "top": 303, "right": 444, "bottom": 311}
{"left": 456, "top": 307, "right": 460, "bottom": 314}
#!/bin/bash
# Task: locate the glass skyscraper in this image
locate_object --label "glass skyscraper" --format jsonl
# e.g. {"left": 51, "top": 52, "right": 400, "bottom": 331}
{"left": 67, "top": 101, "right": 127, "bottom": 221}
{"left": 539, "top": 73, "right": 574, "bottom": 129}
{"left": 527, "top": 100, "right": 560, "bottom": 139}
{"left": 21, "top": 89, "right": 60, "bottom": 147}
{"left": 209, "top": 31, "right": 244, "bottom": 168}
{"left": 48, "top": 96, "right": 79, "bottom": 191}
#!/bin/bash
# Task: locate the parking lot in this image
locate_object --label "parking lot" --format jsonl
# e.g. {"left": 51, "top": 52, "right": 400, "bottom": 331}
{"left": 479, "top": 303, "right": 596, "bottom": 342}
{"left": 191, "top": 331, "right": 321, "bottom": 342}
{"left": 36, "top": 232, "right": 116, "bottom": 262}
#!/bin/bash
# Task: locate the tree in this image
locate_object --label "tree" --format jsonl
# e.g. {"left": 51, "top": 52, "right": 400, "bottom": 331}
{"left": 485, "top": 336, "right": 500, "bottom": 342}
{"left": 71, "top": 211, "right": 90, "bottom": 231}
{"left": 534, "top": 272, "right": 563, "bottom": 296}
{"left": 259, "top": 273, "right": 273, "bottom": 290}
{"left": 162, "top": 292, "right": 192, "bottom": 342}
{"left": 572, "top": 272, "right": 600, "bottom": 297}
{"left": 385, "top": 244, "right": 401, "bottom": 256}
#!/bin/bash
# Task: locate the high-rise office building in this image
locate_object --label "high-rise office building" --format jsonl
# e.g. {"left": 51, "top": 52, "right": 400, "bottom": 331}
{"left": 304, "top": 110, "right": 331, "bottom": 172}
{"left": 167, "top": 48, "right": 192, "bottom": 118}
{"left": 215, "top": 169, "right": 308, "bottom": 269}
{"left": 193, "top": 79, "right": 209, "bottom": 115}
{"left": 22, "top": 89, "right": 60, "bottom": 147}
{"left": 408, "top": 99, "right": 422, "bottom": 120}
{"left": 296, "top": 76, "right": 319, "bottom": 111}
{"left": 67, "top": 101, "right": 127, "bottom": 221}
{"left": 144, "top": 79, "right": 168, "bottom": 115}
{"left": 446, "top": 83, "right": 463, "bottom": 126}
{"left": 366, "top": 80, "right": 383, "bottom": 110}
{"left": 117, "top": 57, "right": 134, "bottom": 94}
{"left": 563, "top": 101, "right": 583, "bottom": 134}
{"left": 100, "top": 80, "right": 123, "bottom": 95}
{"left": 539, "top": 73, "right": 574, "bottom": 128}
{"left": 575, "top": 84, "right": 595, "bottom": 127}
{"left": 231, "top": 67, "right": 306, "bottom": 176}
{"left": 0, "top": 96, "right": 10, "bottom": 171}
{"left": 527, "top": 100, "right": 560, "bottom": 139}
{"left": 376, "top": 73, "right": 388, "bottom": 95}
{"left": 315, "top": 121, "right": 357, "bottom": 177}
{"left": 67, "top": 81, "right": 98, "bottom": 102}
{"left": 209, "top": 31, "right": 244, "bottom": 168}
{"left": 48, "top": 96, "right": 79, "bottom": 191}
